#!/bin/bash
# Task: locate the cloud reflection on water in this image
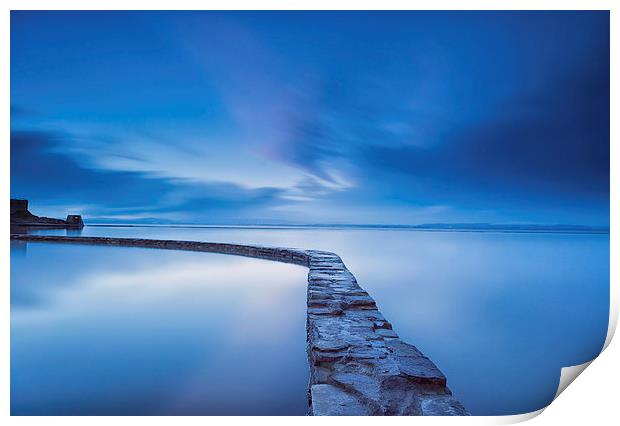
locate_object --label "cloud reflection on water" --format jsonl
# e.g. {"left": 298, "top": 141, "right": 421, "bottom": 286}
{"left": 11, "top": 243, "right": 309, "bottom": 415}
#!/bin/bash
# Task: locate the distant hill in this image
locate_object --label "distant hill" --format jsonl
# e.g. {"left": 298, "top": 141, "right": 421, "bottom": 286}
{"left": 83, "top": 219, "right": 609, "bottom": 234}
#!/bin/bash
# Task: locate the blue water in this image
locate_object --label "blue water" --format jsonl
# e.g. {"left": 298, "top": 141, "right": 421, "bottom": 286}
{"left": 11, "top": 242, "right": 309, "bottom": 415}
{"left": 12, "top": 226, "right": 609, "bottom": 415}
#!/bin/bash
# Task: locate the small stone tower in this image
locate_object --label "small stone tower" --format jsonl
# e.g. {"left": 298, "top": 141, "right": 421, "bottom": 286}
{"left": 10, "top": 199, "right": 29, "bottom": 215}
{"left": 65, "top": 215, "right": 84, "bottom": 229}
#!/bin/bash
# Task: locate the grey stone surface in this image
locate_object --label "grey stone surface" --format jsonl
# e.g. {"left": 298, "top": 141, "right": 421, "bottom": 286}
{"left": 310, "top": 384, "right": 368, "bottom": 416}
{"left": 10, "top": 234, "right": 468, "bottom": 416}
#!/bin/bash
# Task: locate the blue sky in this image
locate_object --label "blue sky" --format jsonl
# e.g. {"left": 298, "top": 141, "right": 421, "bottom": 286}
{"left": 10, "top": 11, "right": 609, "bottom": 225}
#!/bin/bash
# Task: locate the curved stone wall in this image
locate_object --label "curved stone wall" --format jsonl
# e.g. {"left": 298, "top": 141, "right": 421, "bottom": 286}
{"left": 10, "top": 234, "right": 468, "bottom": 416}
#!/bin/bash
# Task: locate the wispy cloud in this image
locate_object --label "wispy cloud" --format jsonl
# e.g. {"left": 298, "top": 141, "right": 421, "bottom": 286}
{"left": 10, "top": 11, "right": 610, "bottom": 225}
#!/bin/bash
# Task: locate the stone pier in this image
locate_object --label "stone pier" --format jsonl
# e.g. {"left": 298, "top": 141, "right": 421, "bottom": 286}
{"left": 10, "top": 234, "right": 468, "bottom": 416}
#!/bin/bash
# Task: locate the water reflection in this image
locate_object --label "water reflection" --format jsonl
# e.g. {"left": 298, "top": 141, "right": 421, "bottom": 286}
{"left": 11, "top": 225, "right": 83, "bottom": 236}
{"left": 10, "top": 240, "right": 27, "bottom": 256}
{"left": 11, "top": 243, "right": 308, "bottom": 415}
{"left": 12, "top": 227, "right": 609, "bottom": 415}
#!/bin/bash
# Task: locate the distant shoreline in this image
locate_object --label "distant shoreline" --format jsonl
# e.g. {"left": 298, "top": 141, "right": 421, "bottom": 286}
{"left": 83, "top": 223, "right": 610, "bottom": 235}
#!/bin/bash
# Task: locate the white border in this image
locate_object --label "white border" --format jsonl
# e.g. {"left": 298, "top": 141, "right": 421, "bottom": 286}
{"left": 2, "top": 2, "right": 617, "bottom": 425}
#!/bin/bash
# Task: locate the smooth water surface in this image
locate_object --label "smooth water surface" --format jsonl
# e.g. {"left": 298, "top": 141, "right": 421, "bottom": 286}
{"left": 15, "top": 226, "right": 609, "bottom": 415}
{"left": 11, "top": 242, "right": 308, "bottom": 415}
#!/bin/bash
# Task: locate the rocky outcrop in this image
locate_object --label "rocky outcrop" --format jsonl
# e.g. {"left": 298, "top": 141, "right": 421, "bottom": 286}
{"left": 10, "top": 199, "right": 29, "bottom": 215}
{"left": 65, "top": 215, "right": 85, "bottom": 228}
{"left": 10, "top": 199, "right": 83, "bottom": 229}
{"left": 9, "top": 234, "right": 468, "bottom": 416}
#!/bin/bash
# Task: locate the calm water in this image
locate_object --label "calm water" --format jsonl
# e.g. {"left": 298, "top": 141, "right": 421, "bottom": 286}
{"left": 12, "top": 226, "right": 609, "bottom": 415}
{"left": 11, "top": 242, "right": 309, "bottom": 415}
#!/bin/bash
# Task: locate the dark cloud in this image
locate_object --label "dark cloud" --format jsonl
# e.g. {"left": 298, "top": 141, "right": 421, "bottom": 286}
{"left": 10, "top": 11, "right": 610, "bottom": 225}
{"left": 10, "top": 105, "right": 36, "bottom": 118}
{"left": 10, "top": 130, "right": 286, "bottom": 220}
{"left": 357, "top": 28, "right": 609, "bottom": 209}
{"left": 260, "top": 12, "right": 609, "bottom": 218}
{"left": 11, "top": 130, "right": 176, "bottom": 207}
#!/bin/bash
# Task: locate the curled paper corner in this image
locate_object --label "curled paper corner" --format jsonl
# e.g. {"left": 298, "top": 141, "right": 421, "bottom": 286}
{"left": 602, "top": 296, "right": 618, "bottom": 351}
{"left": 547, "top": 299, "right": 620, "bottom": 404}
{"left": 491, "top": 408, "right": 546, "bottom": 424}
{"left": 554, "top": 360, "right": 593, "bottom": 399}
{"left": 490, "top": 358, "right": 600, "bottom": 425}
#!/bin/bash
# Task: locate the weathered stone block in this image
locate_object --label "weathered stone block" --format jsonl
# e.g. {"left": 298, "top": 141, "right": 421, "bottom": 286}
{"left": 310, "top": 384, "right": 369, "bottom": 416}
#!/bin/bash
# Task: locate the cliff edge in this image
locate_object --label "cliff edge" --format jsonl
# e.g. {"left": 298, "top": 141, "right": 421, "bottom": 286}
{"left": 10, "top": 199, "right": 84, "bottom": 228}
